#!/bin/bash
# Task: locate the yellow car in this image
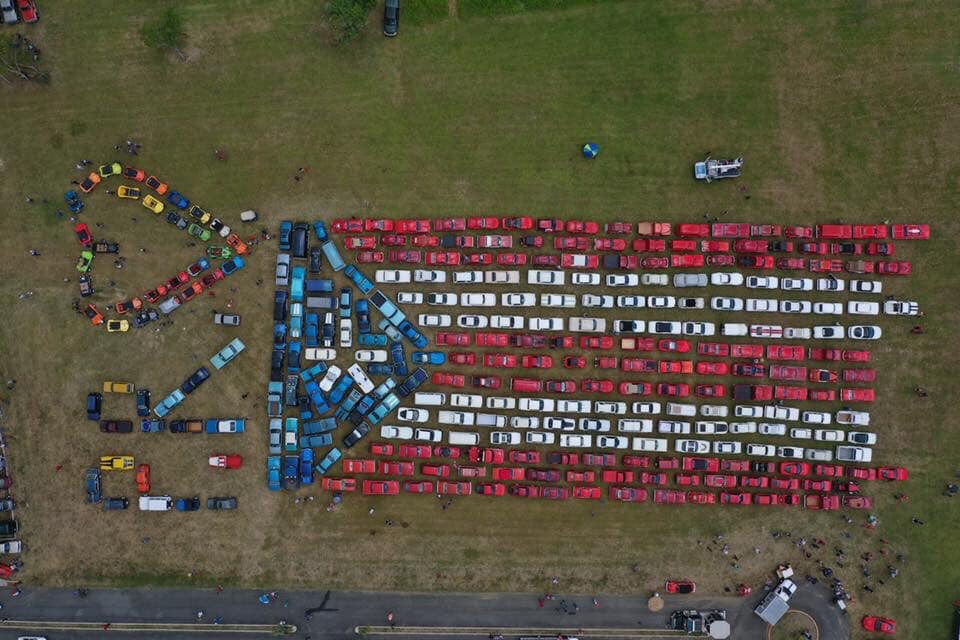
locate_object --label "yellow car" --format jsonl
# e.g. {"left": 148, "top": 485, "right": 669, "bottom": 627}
{"left": 102, "top": 382, "right": 135, "bottom": 394}
{"left": 142, "top": 194, "right": 164, "bottom": 214}
{"left": 98, "top": 162, "right": 123, "bottom": 178}
{"left": 99, "top": 455, "right": 134, "bottom": 471}
{"left": 117, "top": 185, "right": 141, "bottom": 200}
{"left": 189, "top": 204, "right": 211, "bottom": 225}
{"left": 106, "top": 319, "right": 129, "bottom": 333}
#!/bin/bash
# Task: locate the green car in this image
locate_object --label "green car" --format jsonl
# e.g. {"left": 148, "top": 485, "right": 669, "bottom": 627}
{"left": 188, "top": 223, "right": 212, "bottom": 242}
{"left": 76, "top": 251, "right": 94, "bottom": 273}
{"left": 207, "top": 246, "right": 233, "bottom": 259}
{"left": 98, "top": 162, "right": 122, "bottom": 178}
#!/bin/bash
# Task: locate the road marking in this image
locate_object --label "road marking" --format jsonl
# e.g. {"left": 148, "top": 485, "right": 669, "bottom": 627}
{"left": 766, "top": 609, "right": 820, "bottom": 640}
{"left": 0, "top": 620, "right": 296, "bottom": 634}
{"left": 357, "top": 625, "right": 686, "bottom": 638}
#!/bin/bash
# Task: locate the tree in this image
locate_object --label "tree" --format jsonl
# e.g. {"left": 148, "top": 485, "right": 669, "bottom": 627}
{"left": 327, "top": 0, "right": 376, "bottom": 45}
{"left": 141, "top": 8, "right": 186, "bottom": 60}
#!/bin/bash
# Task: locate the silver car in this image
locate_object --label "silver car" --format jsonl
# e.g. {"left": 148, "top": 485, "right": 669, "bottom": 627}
{"left": 275, "top": 254, "right": 291, "bottom": 286}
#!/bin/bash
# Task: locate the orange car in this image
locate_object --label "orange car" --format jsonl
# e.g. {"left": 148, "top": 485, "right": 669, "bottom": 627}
{"left": 136, "top": 464, "right": 151, "bottom": 493}
{"left": 84, "top": 304, "right": 104, "bottom": 326}
{"left": 145, "top": 176, "right": 168, "bottom": 195}
{"left": 226, "top": 233, "right": 248, "bottom": 255}
{"left": 78, "top": 172, "right": 101, "bottom": 194}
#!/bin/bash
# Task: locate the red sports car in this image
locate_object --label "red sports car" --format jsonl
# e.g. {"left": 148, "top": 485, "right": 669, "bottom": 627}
{"left": 483, "top": 353, "right": 517, "bottom": 368}
{"left": 656, "top": 382, "right": 690, "bottom": 397}
{"left": 364, "top": 219, "right": 395, "bottom": 232}
{"left": 843, "top": 368, "right": 877, "bottom": 382}
{"left": 545, "top": 379, "right": 577, "bottom": 394}
{"left": 677, "top": 223, "right": 709, "bottom": 237}
{"left": 438, "top": 481, "right": 472, "bottom": 495}
{"left": 566, "top": 220, "right": 600, "bottom": 234}
{"left": 605, "top": 222, "right": 633, "bottom": 234}
{"left": 770, "top": 365, "right": 807, "bottom": 381}
{"left": 738, "top": 255, "right": 775, "bottom": 269}
{"left": 449, "top": 352, "right": 477, "bottom": 365}
{"left": 671, "top": 254, "right": 705, "bottom": 268}
{"left": 707, "top": 255, "right": 736, "bottom": 267}
{"left": 432, "top": 372, "right": 465, "bottom": 387}
{"left": 520, "top": 355, "right": 553, "bottom": 369}
{"left": 581, "top": 379, "right": 614, "bottom": 393}
{"left": 380, "top": 234, "right": 407, "bottom": 246}
{"left": 509, "top": 450, "right": 541, "bottom": 464}
{"left": 610, "top": 486, "right": 648, "bottom": 502}
{"left": 687, "top": 491, "right": 717, "bottom": 504}
{"left": 861, "top": 616, "right": 896, "bottom": 635}
{"left": 653, "top": 489, "right": 686, "bottom": 504}
{"left": 581, "top": 336, "right": 615, "bottom": 350}
{"left": 412, "top": 234, "right": 440, "bottom": 247}
{"left": 891, "top": 224, "right": 929, "bottom": 240}
{"left": 421, "top": 463, "right": 450, "bottom": 477}
{"left": 464, "top": 253, "right": 493, "bottom": 265}
{"left": 840, "top": 388, "right": 875, "bottom": 402}
{"left": 809, "top": 368, "right": 839, "bottom": 383}
{"left": 472, "top": 376, "right": 502, "bottom": 389}
{"left": 403, "top": 480, "right": 434, "bottom": 494}
{"left": 466, "top": 217, "right": 499, "bottom": 230}
{"left": 493, "top": 467, "right": 525, "bottom": 481}
{"left": 878, "top": 467, "right": 909, "bottom": 481}
{"left": 779, "top": 462, "right": 811, "bottom": 476}
{"left": 396, "top": 219, "right": 431, "bottom": 233}
{"left": 632, "top": 239, "right": 667, "bottom": 252}
{"left": 362, "top": 480, "right": 400, "bottom": 495}
{"left": 343, "top": 459, "right": 377, "bottom": 474}
{"left": 532, "top": 254, "right": 560, "bottom": 266}
{"left": 379, "top": 460, "right": 415, "bottom": 475}
{"left": 734, "top": 239, "right": 768, "bottom": 253}
{"left": 370, "top": 442, "right": 394, "bottom": 456}
{"left": 785, "top": 225, "right": 814, "bottom": 238}
{"left": 572, "top": 486, "right": 601, "bottom": 500}
{"left": 357, "top": 250, "right": 384, "bottom": 263}
{"left": 555, "top": 236, "right": 588, "bottom": 250}
{"left": 476, "top": 483, "right": 506, "bottom": 496}
{"left": 657, "top": 339, "right": 691, "bottom": 353}
{"left": 698, "top": 342, "right": 729, "bottom": 357}
{"left": 705, "top": 474, "right": 738, "bottom": 488}
{"left": 436, "top": 332, "right": 471, "bottom": 346}
{"left": 701, "top": 240, "right": 730, "bottom": 252}
{"left": 343, "top": 236, "right": 377, "bottom": 249}
{"left": 641, "top": 256, "right": 669, "bottom": 269}
{"left": 865, "top": 242, "right": 895, "bottom": 256}
{"left": 594, "top": 238, "right": 627, "bottom": 251}
{"left": 659, "top": 360, "right": 693, "bottom": 374}
{"left": 331, "top": 219, "right": 364, "bottom": 233}
{"left": 619, "top": 381, "right": 652, "bottom": 395}
{"left": 751, "top": 224, "right": 782, "bottom": 237}
{"left": 730, "top": 343, "right": 764, "bottom": 358}
{"left": 321, "top": 477, "right": 357, "bottom": 491}
{"left": 520, "top": 235, "right": 543, "bottom": 248}
{"left": 671, "top": 239, "right": 697, "bottom": 252}
{"left": 622, "top": 358, "right": 657, "bottom": 373}
{"left": 434, "top": 446, "right": 461, "bottom": 459}
{"left": 389, "top": 250, "right": 421, "bottom": 263}
{"left": 800, "top": 242, "right": 829, "bottom": 255}
{"left": 74, "top": 223, "right": 93, "bottom": 247}
{"left": 665, "top": 580, "right": 696, "bottom": 594}
{"left": 876, "top": 261, "right": 912, "bottom": 275}
{"left": 695, "top": 384, "right": 726, "bottom": 398}
{"left": 675, "top": 473, "right": 700, "bottom": 486}
{"left": 770, "top": 477, "right": 800, "bottom": 491}
{"left": 476, "top": 332, "right": 509, "bottom": 347}
{"left": 433, "top": 217, "right": 466, "bottom": 232}
{"left": 426, "top": 251, "right": 461, "bottom": 266}
{"left": 563, "top": 355, "right": 586, "bottom": 369}
{"left": 566, "top": 470, "right": 596, "bottom": 482}
{"left": 469, "top": 447, "right": 505, "bottom": 464}
{"left": 720, "top": 491, "right": 753, "bottom": 505}
{"left": 501, "top": 216, "right": 534, "bottom": 230}
{"left": 777, "top": 257, "right": 807, "bottom": 270}
{"left": 497, "top": 253, "right": 528, "bottom": 266}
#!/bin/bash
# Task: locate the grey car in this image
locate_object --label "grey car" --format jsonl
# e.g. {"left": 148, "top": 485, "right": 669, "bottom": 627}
{"left": 276, "top": 253, "right": 291, "bottom": 286}
{"left": 1, "top": 0, "right": 18, "bottom": 24}
{"left": 207, "top": 497, "right": 238, "bottom": 510}
{"left": 673, "top": 273, "right": 708, "bottom": 287}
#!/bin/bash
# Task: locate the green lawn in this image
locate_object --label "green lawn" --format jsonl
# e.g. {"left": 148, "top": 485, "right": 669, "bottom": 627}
{"left": 1, "top": 2, "right": 959, "bottom": 638}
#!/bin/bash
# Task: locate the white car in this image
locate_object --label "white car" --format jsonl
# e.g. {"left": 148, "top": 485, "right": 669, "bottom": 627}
{"left": 836, "top": 446, "right": 873, "bottom": 463}
{"left": 784, "top": 327, "right": 811, "bottom": 340}
{"left": 713, "top": 441, "right": 742, "bottom": 455}
{"left": 658, "top": 421, "right": 691, "bottom": 434}
{"left": 847, "top": 301, "right": 879, "bottom": 315}
{"left": 678, "top": 297, "right": 705, "bottom": 310}
{"left": 485, "top": 271, "right": 520, "bottom": 284}
{"left": 812, "top": 325, "right": 844, "bottom": 340}
{"left": 813, "top": 302, "right": 843, "bottom": 315}
{"left": 529, "top": 317, "right": 564, "bottom": 331}
{"left": 540, "top": 294, "right": 576, "bottom": 308}
{"left": 454, "top": 271, "right": 484, "bottom": 284}
{"left": 415, "top": 428, "right": 442, "bottom": 442}
{"left": 802, "top": 411, "right": 832, "bottom": 425}
{"left": 462, "top": 293, "right": 496, "bottom": 307}
{"left": 486, "top": 396, "right": 516, "bottom": 410}
{"left": 426, "top": 293, "right": 457, "bottom": 306}
{"left": 632, "top": 401, "right": 662, "bottom": 414}
{"left": 276, "top": 254, "right": 291, "bottom": 286}
{"left": 456, "top": 314, "right": 488, "bottom": 329}
{"left": 746, "top": 298, "right": 778, "bottom": 313}
{"left": 338, "top": 319, "right": 352, "bottom": 348}
{"left": 355, "top": 349, "right": 388, "bottom": 362}
{"left": 750, "top": 324, "right": 783, "bottom": 339}
{"left": 490, "top": 315, "right": 524, "bottom": 330}
{"left": 606, "top": 274, "right": 639, "bottom": 287}
{"left": 596, "top": 401, "right": 627, "bottom": 415}
{"left": 397, "top": 408, "right": 429, "bottom": 423}
{"left": 572, "top": 273, "right": 600, "bottom": 286}
{"left": 511, "top": 416, "right": 539, "bottom": 429}
{"left": 746, "top": 275, "right": 779, "bottom": 289}
{"left": 790, "top": 428, "right": 813, "bottom": 440}
{"left": 728, "top": 421, "right": 757, "bottom": 434}
{"left": 746, "top": 443, "right": 775, "bottom": 457}
{"left": 414, "top": 269, "right": 446, "bottom": 283}
{"left": 501, "top": 293, "right": 536, "bottom": 307}
{"left": 711, "top": 272, "right": 744, "bottom": 286}
{"left": 780, "top": 300, "right": 812, "bottom": 313}
{"left": 451, "top": 394, "right": 482, "bottom": 409}
{"left": 528, "top": 270, "right": 565, "bottom": 286}
{"left": 648, "top": 296, "right": 676, "bottom": 309}
{"left": 851, "top": 279, "right": 882, "bottom": 294}
{"left": 632, "top": 437, "right": 668, "bottom": 452}
{"left": 525, "top": 431, "right": 555, "bottom": 445}
{"left": 597, "top": 435, "right": 629, "bottom": 449}
{"left": 559, "top": 434, "right": 593, "bottom": 448}
{"left": 884, "top": 300, "right": 919, "bottom": 316}
{"left": 558, "top": 399, "right": 591, "bottom": 413}
{"left": 563, "top": 254, "right": 594, "bottom": 269}
{"left": 805, "top": 449, "right": 833, "bottom": 462}
{"left": 304, "top": 348, "right": 336, "bottom": 361}
{"left": 488, "top": 431, "right": 519, "bottom": 445}
{"left": 318, "top": 366, "right": 342, "bottom": 392}
{"left": 682, "top": 322, "right": 715, "bottom": 336}
{"left": 519, "top": 398, "right": 554, "bottom": 412}
{"left": 764, "top": 406, "right": 800, "bottom": 421}
{"left": 614, "top": 320, "right": 645, "bottom": 334}
{"left": 675, "top": 439, "right": 709, "bottom": 454}
{"left": 848, "top": 325, "right": 882, "bottom": 340}
{"left": 836, "top": 410, "right": 870, "bottom": 426}
{"left": 734, "top": 405, "right": 763, "bottom": 418}
{"left": 814, "top": 429, "right": 845, "bottom": 442}
{"left": 640, "top": 274, "right": 668, "bottom": 286}
{"left": 582, "top": 294, "right": 614, "bottom": 308}
{"left": 711, "top": 297, "right": 744, "bottom": 311}
{"left": 817, "top": 277, "right": 845, "bottom": 292}
{"left": 418, "top": 314, "right": 451, "bottom": 327}
{"left": 695, "top": 421, "right": 728, "bottom": 435}
{"left": 759, "top": 423, "right": 787, "bottom": 436}
{"left": 781, "top": 278, "right": 813, "bottom": 291}
{"left": 380, "top": 425, "right": 413, "bottom": 440}
{"left": 375, "top": 269, "right": 411, "bottom": 283}
{"left": 544, "top": 417, "right": 576, "bottom": 431}
{"left": 700, "top": 404, "right": 728, "bottom": 418}
{"left": 777, "top": 446, "right": 805, "bottom": 460}
{"left": 618, "top": 419, "right": 653, "bottom": 433}
{"left": 616, "top": 295, "right": 645, "bottom": 308}
{"left": 347, "top": 363, "right": 374, "bottom": 393}
{"left": 649, "top": 320, "right": 682, "bottom": 335}
{"left": 397, "top": 292, "right": 423, "bottom": 304}
{"left": 569, "top": 317, "right": 606, "bottom": 333}
{"left": 578, "top": 418, "right": 610, "bottom": 432}
{"left": 848, "top": 431, "right": 877, "bottom": 445}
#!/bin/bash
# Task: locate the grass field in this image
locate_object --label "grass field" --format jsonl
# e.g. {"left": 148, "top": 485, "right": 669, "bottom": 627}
{"left": 1, "top": 1, "right": 959, "bottom": 638}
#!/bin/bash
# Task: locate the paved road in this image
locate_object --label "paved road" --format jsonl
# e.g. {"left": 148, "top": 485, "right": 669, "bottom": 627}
{"left": 0, "top": 585, "right": 848, "bottom": 639}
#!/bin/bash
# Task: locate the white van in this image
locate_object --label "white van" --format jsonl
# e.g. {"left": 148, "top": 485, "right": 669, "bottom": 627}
{"left": 618, "top": 418, "right": 653, "bottom": 433}
{"left": 414, "top": 392, "right": 446, "bottom": 406}
{"left": 666, "top": 402, "right": 697, "bottom": 417}
{"left": 448, "top": 431, "right": 480, "bottom": 446}
{"left": 138, "top": 496, "right": 173, "bottom": 511}
{"left": 476, "top": 413, "right": 506, "bottom": 428}
{"left": 721, "top": 323, "right": 748, "bottom": 336}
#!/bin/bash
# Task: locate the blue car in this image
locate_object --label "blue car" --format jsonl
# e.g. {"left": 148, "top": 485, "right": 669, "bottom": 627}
{"left": 396, "top": 367, "right": 427, "bottom": 397}
{"left": 86, "top": 392, "right": 102, "bottom": 421}
{"left": 391, "top": 341, "right": 408, "bottom": 376}
{"left": 344, "top": 264, "right": 374, "bottom": 294}
{"left": 305, "top": 313, "right": 320, "bottom": 347}
{"left": 85, "top": 468, "right": 102, "bottom": 504}
{"left": 154, "top": 389, "right": 185, "bottom": 418}
{"left": 312, "top": 220, "right": 328, "bottom": 242}
{"left": 221, "top": 256, "right": 245, "bottom": 276}
{"left": 283, "top": 455, "right": 299, "bottom": 490}
{"left": 279, "top": 221, "right": 293, "bottom": 250}
{"left": 298, "top": 396, "right": 313, "bottom": 421}
{"left": 141, "top": 418, "right": 165, "bottom": 433}
{"left": 358, "top": 333, "right": 388, "bottom": 347}
{"left": 290, "top": 266, "right": 306, "bottom": 302}
{"left": 328, "top": 375, "right": 354, "bottom": 404}
{"left": 339, "top": 288, "right": 353, "bottom": 319}
{"left": 356, "top": 299, "right": 371, "bottom": 334}
{"left": 300, "top": 448, "right": 315, "bottom": 485}
{"left": 367, "top": 363, "right": 393, "bottom": 376}
{"left": 176, "top": 497, "right": 201, "bottom": 511}
{"left": 267, "top": 457, "right": 282, "bottom": 491}
{"left": 273, "top": 323, "right": 287, "bottom": 348}
{"left": 314, "top": 447, "right": 342, "bottom": 475}
{"left": 288, "top": 341, "right": 302, "bottom": 374}
{"left": 166, "top": 191, "right": 189, "bottom": 210}
{"left": 412, "top": 351, "right": 445, "bottom": 365}
{"left": 64, "top": 190, "right": 85, "bottom": 213}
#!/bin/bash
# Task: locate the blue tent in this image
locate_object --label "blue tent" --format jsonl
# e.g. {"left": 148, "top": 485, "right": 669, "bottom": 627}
{"left": 582, "top": 143, "right": 600, "bottom": 158}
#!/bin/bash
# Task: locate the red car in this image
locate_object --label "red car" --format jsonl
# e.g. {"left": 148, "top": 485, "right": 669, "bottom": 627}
{"left": 622, "top": 456, "right": 650, "bottom": 468}
{"left": 563, "top": 356, "right": 586, "bottom": 369}
{"left": 653, "top": 489, "right": 686, "bottom": 504}
{"left": 369, "top": 442, "right": 394, "bottom": 456}
{"left": 876, "top": 260, "right": 912, "bottom": 275}
{"left": 583, "top": 453, "right": 616, "bottom": 466}
{"left": 621, "top": 337, "right": 655, "bottom": 351}
{"left": 731, "top": 343, "right": 764, "bottom": 358}
{"left": 436, "top": 332, "right": 471, "bottom": 346}
{"left": 734, "top": 239, "right": 768, "bottom": 253}
{"left": 695, "top": 384, "right": 726, "bottom": 398}
{"left": 469, "top": 447, "right": 505, "bottom": 464}
{"left": 432, "top": 372, "right": 465, "bottom": 387}
{"left": 421, "top": 464, "right": 451, "bottom": 477}
{"left": 704, "top": 474, "right": 737, "bottom": 488}
{"left": 605, "top": 221, "right": 633, "bottom": 234}
{"left": 770, "top": 477, "right": 800, "bottom": 491}
{"left": 343, "top": 459, "right": 377, "bottom": 474}
{"left": 501, "top": 216, "right": 534, "bottom": 230}
{"left": 776, "top": 257, "right": 807, "bottom": 270}
{"left": 357, "top": 250, "right": 384, "bottom": 263}
{"left": 852, "top": 224, "right": 887, "bottom": 239}
{"left": 520, "top": 235, "right": 544, "bottom": 248}
{"left": 891, "top": 224, "right": 929, "bottom": 240}
{"left": 396, "top": 219, "right": 431, "bottom": 233}
{"left": 622, "top": 358, "right": 657, "bottom": 372}
{"left": 619, "top": 381, "right": 652, "bottom": 395}
{"left": 698, "top": 342, "right": 729, "bottom": 357}
{"left": 785, "top": 225, "right": 814, "bottom": 238}
{"left": 543, "top": 486, "right": 569, "bottom": 500}
{"left": 362, "top": 480, "right": 400, "bottom": 495}
{"left": 682, "top": 457, "right": 719, "bottom": 472}
{"left": 809, "top": 389, "right": 836, "bottom": 401}
{"left": 675, "top": 473, "right": 700, "bottom": 486}
{"left": 459, "top": 466, "right": 487, "bottom": 478}
{"left": 532, "top": 254, "right": 560, "bottom": 266}
{"left": 865, "top": 242, "right": 895, "bottom": 256}
{"left": 845, "top": 259, "right": 875, "bottom": 274}
{"left": 389, "top": 250, "right": 421, "bottom": 263}
{"left": 403, "top": 480, "right": 434, "bottom": 494}
{"left": 545, "top": 379, "right": 577, "bottom": 394}
{"left": 581, "top": 336, "right": 614, "bottom": 350}
{"left": 380, "top": 234, "right": 406, "bottom": 246}
{"left": 497, "top": 253, "right": 527, "bottom": 266}
{"left": 594, "top": 238, "right": 627, "bottom": 251}
{"left": 412, "top": 235, "right": 440, "bottom": 247}
{"left": 712, "top": 223, "right": 750, "bottom": 238}
{"left": 803, "top": 479, "right": 833, "bottom": 492}
{"left": 554, "top": 236, "right": 588, "bottom": 250}
{"left": 695, "top": 361, "right": 726, "bottom": 376}
{"left": 632, "top": 239, "right": 667, "bottom": 252}
{"left": 610, "top": 486, "right": 647, "bottom": 502}
{"left": 464, "top": 252, "right": 492, "bottom": 265}
{"left": 144, "top": 286, "right": 168, "bottom": 304}
{"left": 438, "top": 481, "right": 472, "bottom": 495}
{"left": 671, "top": 254, "right": 705, "bottom": 268}
{"left": 74, "top": 223, "right": 93, "bottom": 247}
{"left": 738, "top": 255, "right": 775, "bottom": 269}
{"left": 476, "top": 332, "right": 509, "bottom": 347}
{"left": 572, "top": 486, "right": 601, "bottom": 500}
{"left": 769, "top": 240, "right": 794, "bottom": 252}
{"left": 433, "top": 217, "right": 466, "bottom": 232}
{"left": 561, "top": 253, "right": 599, "bottom": 269}
{"left": 767, "top": 345, "right": 806, "bottom": 361}
{"left": 641, "top": 472, "right": 668, "bottom": 485}
{"left": 434, "top": 446, "right": 461, "bottom": 459}
{"left": 750, "top": 224, "right": 782, "bottom": 237}
{"left": 608, "top": 255, "right": 639, "bottom": 269}
{"left": 809, "top": 369, "right": 839, "bottom": 383}
{"left": 466, "top": 217, "right": 499, "bottom": 230}
{"left": 780, "top": 462, "right": 811, "bottom": 476}
{"left": 510, "top": 484, "right": 542, "bottom": 498}
{"left": 843, "top": 350, "right": 872, "bottom": 362}
{"left": 841, "top": 388, "right": 875, "bottom": 402}
{"left": 720, "top": 491, "right": 752, "bottom": 505}
{"left": 808, "top": 348, "right": 841, "bottom": 361}
{"left": 878, "top": 467, "right": 909, "bottom": 481}
{"left": 770, "top": 365, "right": 807, "bottom": 381}
{"left": 581, "top": 379, "right": 614, "bottom": 393}
{"left": 641, "top": 256, "right": 669, "bottom": 269}
{"left": 343, "top": 236, "right": 377, "bottom": 249}
{"left": 449, "top": 352, "right": 476, "bottom": 365}
{"left": 740, "top": 475, "right": 769, "bottom": 488}
{"left": 671, "top": 239, "right": 697, "bottom": 252}
{"left": 509, "top": 450, "right": 541, "bottom": 464}
{"left": 426, "top": 251, "right": 461, "bottom": 266}
{"left": 687, "top": 491, "right": 716, "bottom": 504}
{"left": 537, "top": 218, "right": 564, "bottom": 233}
{"left": 331, "top": 219, "right": 364, "bottom": 233}
{"left": 566, "top": 220, "right": 600, "bottom": 234}
{"left": 861, "top": 616, "right": 896, "bottom": 635}
{"left": 548, "top": 452, "right": 579, "bottom": 465}
{"left": 755, "top": 493, "right": 800, "bottom": 507}
{"left": 472, "top": 375, "right": 502, "bottom": 389}
{"left": 677, "top": 223, "right": 709, "bottom": 237}
{"left": 527, "top": 468, "right": 561, "bottom": 482}
{"left": 701, "top": 240, "right": 730, "bottom": 252}
{"left": 566, "top": 470, "right": 596, "bottom": 482}
{"left": 483, "top": 353, "right": 517, "bottom": 368}
{"left": 774, "top": 385, "right": 807, "bottom": 400}
{"left": 493, "top": 467, "right": 525, "bottom": 481}
{"left": 656, "top": 383, "right": 690, "bottom": 397}
{"left": 511, "top": 334, "right": 547, "bottom": 349}
{"left": 379, "top": 460, "right": 415, "bottom": 475}
{"left": 731, "top": 363, "right": 764, "bottom": 377}
{"left": 800, "top": 242, "right": 829, "bottom": 255}
{"left": 830, "top": 242, "right": 862, "bottom": 255}
{"left": 321, "top": 477, "right": 357, "bottom": 492}
{"left": 658, "top": 339, "right": 691, "bottom": 353}
{"left": 665, "top": 580, "right": 696, "bottom": 594}
{"left": 476, "top": 483, "right": 506, "bottom": 496}
{"left": 843, "top": 368, "right": 876, "bottom": 382}
{"left": 814, "top": 464, "right": 845, "bottom": 477}
{"left": 363, "top": 219, "right": 395, "bottom": 232}
{"left": 809, "top": 259, "right": 843, "bottom": 272}
{"left": 659, "top": 360, "right": 693, "bottom": 374}
{"left": 848, "top": 467, "right": 878, "bottom": 481}
{"left": 520, "top": 355, "right": 553, "bottom": 369}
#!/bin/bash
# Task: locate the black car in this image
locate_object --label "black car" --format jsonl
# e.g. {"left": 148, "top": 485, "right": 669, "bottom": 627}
{"left": 750, "top": 461, "right": 775, "bottom": 473}
{"left": 165, "top": 211, "right": 183, "bottom": 226}
{"left": 383, "top": 0, "right": 399, "bottom": 36}
{"left": 396, "top": 367, "right": 427, "bottom": 397}
{"left": 309, "top": 247, "right": 323, "bottom": 273}
{"left": 85, "top": 469, "right": 102, "bottom": 504}
{"left": 342, "top": 422, "right": 371, "bottom": 448}
{"left": 79, "top": 274, "right": 94, "bottom": 297}
{"left": 207, "top": 497, "right": 238, "bottom": 510}
{"left": 94, "top": 241, "right": 120, "bottom": 254}
{"left": 103, "top": 497, "right": 129, "bottom": 511}
{"left": 181, "top": 367, "right": 210, "bottom": 394}
{"left": 86, "top": 392, "right": 102, "bottom": 421}
{"left": 169, "top": 420, "right": 187, "bottom": 433}
{"left": 133, "top": 308, "right": 160, "bottom": 328}
{"left": 285, "top": 375, "right": 299, "bottom": 406}
{"left": 274, "top": 290, "right": 288, "bottom": 322}
{"left": 136, "top": 389, "right": 151, "bottom": 417}
{"left": 99, "top": 420, "right": 133, "bottom": 433}
{"left": 177, "top": 496, "right": 201, "bottom": 511}
{"left": 0, "top": 499, "right": 14, "bottom": 512}
{"left": 291, "top": 223, "right": 308, "bottom": 259}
